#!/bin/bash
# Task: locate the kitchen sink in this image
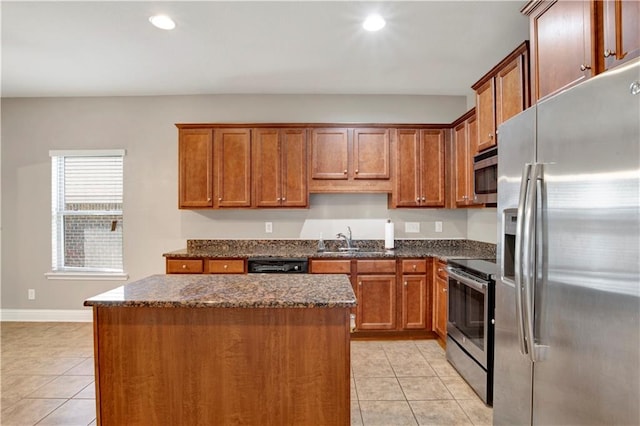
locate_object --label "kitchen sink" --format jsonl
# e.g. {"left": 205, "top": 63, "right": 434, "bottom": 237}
{"left": 317, "top": 250, "right": 387, "bottom": 256}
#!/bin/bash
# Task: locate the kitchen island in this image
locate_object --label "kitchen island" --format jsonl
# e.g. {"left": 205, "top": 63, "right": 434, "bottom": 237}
{"left": 84, "top": 273, "right": 356, "bottom": 426}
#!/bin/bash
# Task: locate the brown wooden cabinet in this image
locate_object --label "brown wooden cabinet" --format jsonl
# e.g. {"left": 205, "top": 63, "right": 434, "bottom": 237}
{"left": 472, "top": 41, "right": 529, "bottom": 151}
{"left": 433, "top": 259, "right": 448, "bottom": 341}
{"left": 166, "top": 258, "right": 246, "bottom": 274}
{"left": 393, "top": 129, "right": 446, "bottom": 208}
{"left": 214, "top": 128, "right": 252, "bottom": 208}
{"left": 166, "top": 258, "right": 205, "bottom": 274}
{"left": 309, "top": 127, "right": 392, "bottom": 193}
{"left": 603, "top": 0, "right": 640, "bottom": 70}
{"left": 178, "top": 129, "right": 213, "bottom": 208}
{"left": 355, "top": 260, "right": 397, "bottom": 331}
{"left": 453, "top": 110, "right": 479, "bottom": 207}
{"left": 253, "top": 128, "right": 308, "bottom": 208}
{"left": 524, "top": 0, "right": 598, "bottom": 102}
{"left": 400, "top": 259, "right": 429, "bottom": 330}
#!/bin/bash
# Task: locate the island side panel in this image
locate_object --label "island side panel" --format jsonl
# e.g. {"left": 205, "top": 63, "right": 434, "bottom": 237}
{"left": 93, "top": 306, "right": 351, "bottom": 426}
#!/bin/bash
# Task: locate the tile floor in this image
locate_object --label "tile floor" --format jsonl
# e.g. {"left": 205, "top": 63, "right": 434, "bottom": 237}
{"left": 1, "top": 322, "right": 492, "bottom": 425}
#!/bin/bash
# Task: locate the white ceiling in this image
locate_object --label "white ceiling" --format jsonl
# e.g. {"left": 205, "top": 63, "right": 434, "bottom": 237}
{"left": 1, "top": 1, "right": 529, "bottom": 98}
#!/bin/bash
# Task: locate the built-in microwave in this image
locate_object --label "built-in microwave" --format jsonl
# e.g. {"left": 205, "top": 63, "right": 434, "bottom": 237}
{"left": 473, "top": 147, "right": 497, "bottom": 204}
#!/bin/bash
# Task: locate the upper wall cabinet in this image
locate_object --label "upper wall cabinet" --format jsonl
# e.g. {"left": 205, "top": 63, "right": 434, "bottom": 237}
{"left": 214, "top": 128, "right": 252, "bottom": 208}
{"left": 178, "top": 128, "right": 213, "bottom": 208}
{"left": 603, "top": 0, "right": 640, "bottom": 70}
{"left": 524, "top": 0, "right": 598, "bottom": 102}
{"left": 253, "top": 128, "right": 308, "bottom": 208}
{"left": 472, "top": 41, "right": 530, "bottom": 152}
{"left": 453, "top": 110, "right": 481, "bottom": 208}
{"left": 392, "top": 129, "right": 446, "bottom": 208}
{"left": 309, "top": 127, "right": 393, "bottom": 193}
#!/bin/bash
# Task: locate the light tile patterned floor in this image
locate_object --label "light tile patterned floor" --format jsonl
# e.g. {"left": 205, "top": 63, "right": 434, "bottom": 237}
{"left": 1, "top": 323, "right": 492, "bottom": 425}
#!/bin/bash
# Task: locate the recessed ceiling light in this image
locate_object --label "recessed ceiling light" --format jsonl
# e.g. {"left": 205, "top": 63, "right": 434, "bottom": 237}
{"left": 363, "top": 14, "right": 386, "bottom": 32}
{"left": 149, "top": 14, "right": 176, "bottom": 30}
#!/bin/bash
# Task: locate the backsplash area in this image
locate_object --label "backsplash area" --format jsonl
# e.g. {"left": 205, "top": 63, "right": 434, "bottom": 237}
{"left": 180, "top": 194, "right": 497, "bottom": 243}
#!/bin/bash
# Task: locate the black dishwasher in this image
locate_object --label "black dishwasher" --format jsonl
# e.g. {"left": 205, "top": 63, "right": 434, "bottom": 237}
{"left": 247, "top": 258, "right": 308, "bottom": 273}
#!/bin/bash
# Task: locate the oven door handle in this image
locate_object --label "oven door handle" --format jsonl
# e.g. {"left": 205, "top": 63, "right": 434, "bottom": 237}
{"left": 446, "top": 268, "right": 487, "bottom": 294}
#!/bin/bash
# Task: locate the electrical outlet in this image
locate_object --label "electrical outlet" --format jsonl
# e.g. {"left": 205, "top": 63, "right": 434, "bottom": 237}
{"left": 435, "top": 221, "right": 443, "bottom": 233}
{"left": 265, "top": 222, "right": 273, "bottom": 233}
{"left": 28, "top": 289, "right": 36, "bottom": 300}
{"left": 405, "top": 222, "right": 420, "bottom": 233}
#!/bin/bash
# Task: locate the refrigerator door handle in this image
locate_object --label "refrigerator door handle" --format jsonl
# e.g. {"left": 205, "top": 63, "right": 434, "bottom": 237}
{"left": 515, "top": 163, "right": 532, "bottom": 356}
{"left": 522, "top": 163, "right": 540, "bottom": 362}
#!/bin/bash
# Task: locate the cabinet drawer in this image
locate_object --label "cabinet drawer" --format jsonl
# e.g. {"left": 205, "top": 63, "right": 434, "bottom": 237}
{"left": 356, "top": 259, "right": 396, "bottom": 274}
{"left": 207, "top": 259, "right": 245, "bottom": 274}
{"left": 310, "top": 260, "right": 351, "bottom": 274}
{"left": 166, "top": 259, "right": 204, "bottom": 274}
{"left": 401, "top": 259, "right": 427, "bottom": 274}
{"left": 435, "top": 260, "right": 448, "bottom": 279}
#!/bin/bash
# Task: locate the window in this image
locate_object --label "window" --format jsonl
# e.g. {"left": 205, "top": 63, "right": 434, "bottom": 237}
{"left": 47, "top": 150, "right": 127, "bottom": 280}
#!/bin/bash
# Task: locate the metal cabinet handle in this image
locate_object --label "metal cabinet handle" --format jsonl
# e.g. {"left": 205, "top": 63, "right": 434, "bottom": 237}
{"left": 604, "top": 49, "right": 616, "bottom": 58}
{"left": 344, "top": 169, "right": 348, "bottom": 174}
{"left": 580, "top": 64, "right": 592, "bottom": 71}
{"left": 355, "top": 169, "right": 359, "bottom": 174}
{"left": 182, "top": 264, "right": 187, "bottom": 269}
{"left": 404, "top": 281, "right": 408, "bottom": 286}
{"left": 207, "top": 197, "right": 211, "bottom": 202}
{"left": 489, "top": 133, "right": 494, "bottom": 139}
{"left": 358, "top": 281, "right": 362, "bottom": 286}
{"left": 421, "top": 196, "right": 426, "bottom": 201}
{"left": 443, "top": 288, "right": 447, "bottom": 292}
{"left": 412, "top": 264, "right": 417, "bottom": 271}
{"left": 282, "top": 197, "right": 286, "bottom": 201}
{"left": 223, "top": 264, "right": 228, "bottom": 269}
{"left": 218, "top": 197, "right": 222, "bottom": 201}
{"left": 416, "top": 197, "right": 420, "bottom": 202}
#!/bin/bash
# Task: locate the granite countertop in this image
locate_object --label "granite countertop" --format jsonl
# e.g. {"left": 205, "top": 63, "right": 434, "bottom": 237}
{"left": 84, "top": 273, "right": 356, "bottom": 309}
{"left": 163, "top": 239, "right": 496, "bottom": 261}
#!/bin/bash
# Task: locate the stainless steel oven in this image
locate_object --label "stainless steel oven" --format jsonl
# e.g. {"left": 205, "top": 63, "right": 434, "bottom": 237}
{"left": 446, "top": 258, "right": 496, "bottom": 405}
{"left": 473, "top": 147, "right": 498, "bottom": 204}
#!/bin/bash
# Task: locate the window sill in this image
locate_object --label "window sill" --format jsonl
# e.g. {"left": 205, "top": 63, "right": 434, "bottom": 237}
{"left": 45, "top": 271, "right": 129, "bottom": 281}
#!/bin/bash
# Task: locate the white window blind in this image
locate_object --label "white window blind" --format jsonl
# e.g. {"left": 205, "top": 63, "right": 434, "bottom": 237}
{"left": 50, "top": 150, "right": 125, "bottom": 273}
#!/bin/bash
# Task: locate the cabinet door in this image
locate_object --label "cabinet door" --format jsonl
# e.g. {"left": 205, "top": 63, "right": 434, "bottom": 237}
{"left": 476, "top": 78, "right": 496, "bottom": 152}
{"left": 496, "top": 54, "right": 526, "bottom": 127}
{"left": 356, "top": 275, "right": 396, "bottom": 330}
{"left": 310, "top": 128, "right": 349, "bottom": 179}
{"left": 395, "top": 129, "right": 421, "bottom": 207}
{"left": 402, "top": 274, "right": 428, "bottom": 330}
{"left": 420, "top": 129, "right": 445, "bottom": 207}
{"left": 178, "top": 129, "right": 213, "bottom": 208}
{"left": 467, "top": 115, "right": 479, "bottom": 205}
{"left": 353, "top": 128, "right": 390, "bottom": 179}
{"left": 603, "top": 0, "right": 640, "bottom": 70}
{"left": 454, "top": 122, "right": 470, "bottom": 207}
{"left": 434, "top": 276, "right": 448, "bottom": 339}
{"left": 281, "top": 128, "right": 308, "bottom": 207}
{"left": 214, "top": 128, "right": 251, "bottom": 207}
{"left": 531, "top": 0, "right": 594, "bottom": 101}
{"left": 252, "top": 129, "right": 281, "bottom": 207}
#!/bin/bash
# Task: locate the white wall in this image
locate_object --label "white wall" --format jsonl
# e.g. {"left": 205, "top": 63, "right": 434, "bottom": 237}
{"left": 1, "top": 93, "right": 480, "bottom": 311}
{"left": 467, "top": 208, "right": 497, "bottom": 244}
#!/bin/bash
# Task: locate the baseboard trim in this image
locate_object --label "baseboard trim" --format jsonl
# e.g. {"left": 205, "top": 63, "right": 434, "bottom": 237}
{"left": 0, "top": 309, "right": 93, "bottom": 322}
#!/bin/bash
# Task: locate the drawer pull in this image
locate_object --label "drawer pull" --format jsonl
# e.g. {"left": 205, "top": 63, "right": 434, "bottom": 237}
{"left": 404, "top": 281, "right": 408, "bottom": 286}
{"left": 182, "top": 264, "right": 187, "bottom": 269}
{"left": 412, "top": 264, "right": 417, "bottom": 271}
{"left": 223, "top": 264, "right": 228, "bottom": 269}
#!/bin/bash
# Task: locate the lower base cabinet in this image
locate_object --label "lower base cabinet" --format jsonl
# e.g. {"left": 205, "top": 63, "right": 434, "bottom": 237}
{"left": 310, "top": 258, "right": 433, "bottom": 336}
{"left": 433, "top": 259, "right": 448, "bottom": 341}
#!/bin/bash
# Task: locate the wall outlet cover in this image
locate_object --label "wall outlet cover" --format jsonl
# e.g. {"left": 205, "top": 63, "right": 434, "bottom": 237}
{"left": 435, "top": 221, "right": 443, "bottom": 232}
{"left": 405, "top": 222, "right": 420, "bottom": 233}
{"left": 265, "top": 222, "right": 273, "bottom": 233}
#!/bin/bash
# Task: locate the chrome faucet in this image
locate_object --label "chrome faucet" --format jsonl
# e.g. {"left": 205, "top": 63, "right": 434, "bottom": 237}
{"left": 336, "top": 226, "right": 355, "bottom": 250}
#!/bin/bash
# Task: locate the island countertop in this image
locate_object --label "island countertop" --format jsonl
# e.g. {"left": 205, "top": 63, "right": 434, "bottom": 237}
{"left": 84, "top": 273, "right": 356, "bottom": 309}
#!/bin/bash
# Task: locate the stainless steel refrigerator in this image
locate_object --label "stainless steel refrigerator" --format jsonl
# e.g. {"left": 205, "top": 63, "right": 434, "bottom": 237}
{"left": 494, "top": 58, "right": 640, "bottom": 425}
